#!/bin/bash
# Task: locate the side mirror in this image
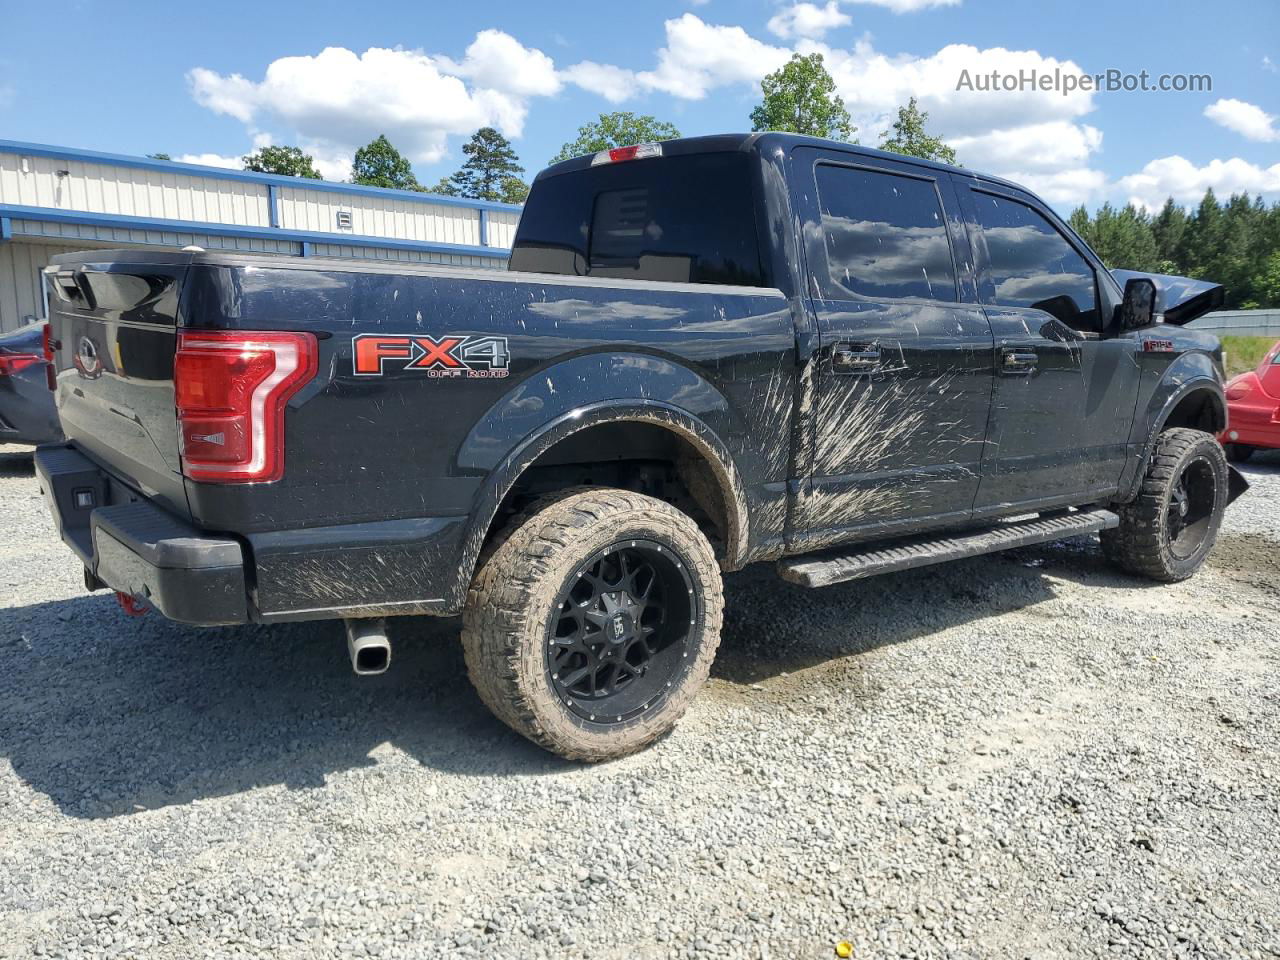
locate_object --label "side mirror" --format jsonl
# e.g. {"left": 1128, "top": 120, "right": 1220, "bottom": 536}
{"left": 1118, "top": 277, "right": 1157, "bottom": 330}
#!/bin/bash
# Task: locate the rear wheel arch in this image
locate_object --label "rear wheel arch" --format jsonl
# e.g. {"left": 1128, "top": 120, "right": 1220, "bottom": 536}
{"left": 449, "top": 402, "right": 750, "bottom": 609}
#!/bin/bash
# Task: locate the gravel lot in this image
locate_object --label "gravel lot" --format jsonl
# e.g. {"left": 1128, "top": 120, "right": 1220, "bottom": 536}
{"left": 2, "top": 446, "right": 1278, "bottom": 960}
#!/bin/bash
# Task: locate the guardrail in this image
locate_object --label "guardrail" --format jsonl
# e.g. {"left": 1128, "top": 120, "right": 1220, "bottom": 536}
{"left": 1191, "top": 309, "right": 1280, "bottom": 337}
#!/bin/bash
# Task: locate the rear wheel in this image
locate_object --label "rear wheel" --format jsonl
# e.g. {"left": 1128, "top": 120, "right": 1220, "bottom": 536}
{"left": 1102, "top": 428, "right": 1228, "bottom": 582}
{"left": 462, "top": 488, "right": 723, "bottom": 761}
{"left": 1223, "top": 443, "right": 1254, "bottom": 463}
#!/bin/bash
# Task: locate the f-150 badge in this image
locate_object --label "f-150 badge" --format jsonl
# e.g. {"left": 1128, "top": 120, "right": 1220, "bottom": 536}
{"left": 352, "top": 334, "right": 510, "bottom": 378}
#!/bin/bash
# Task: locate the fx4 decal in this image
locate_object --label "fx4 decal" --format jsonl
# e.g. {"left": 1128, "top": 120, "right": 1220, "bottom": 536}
{"left": 352, "top": 334, "right": 511, "bottom": 379}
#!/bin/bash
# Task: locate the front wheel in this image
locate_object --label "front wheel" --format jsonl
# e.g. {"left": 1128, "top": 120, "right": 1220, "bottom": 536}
{"left": 1102, "top": 428, "right": 1228, "bottom": 582}
{"left": 462, "top": 488, "right": 724, "bottom": 761}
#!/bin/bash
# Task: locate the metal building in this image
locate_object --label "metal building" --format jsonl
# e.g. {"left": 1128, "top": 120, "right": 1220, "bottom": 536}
{"left": 0, "top": 139, "right": 521, "bottom": 333}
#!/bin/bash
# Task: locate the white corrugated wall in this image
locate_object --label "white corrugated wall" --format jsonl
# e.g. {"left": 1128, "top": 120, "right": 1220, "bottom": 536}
{"left": 487, "top": 209, "right": 522, "bottom": 249}
{"left": 0, "top": 153, "right": 270, "bottom": 226}
{"left": 276, "top": 184, "right": 484, "bottom": 246}
{"left": 0, "top": 240, "right": 89, "bottom": 332}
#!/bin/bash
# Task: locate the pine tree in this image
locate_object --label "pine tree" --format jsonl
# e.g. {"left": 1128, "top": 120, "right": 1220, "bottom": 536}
{"left": 446, "top": 128, "right": 527, "bottom": 203}
{"left": 1150, "top": 198, "right": 1188, "bottom": 272}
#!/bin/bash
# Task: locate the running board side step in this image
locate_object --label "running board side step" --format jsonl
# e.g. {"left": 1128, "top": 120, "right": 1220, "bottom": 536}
{"left": 778, "top": 508, "right": 1120, "bottom": 588}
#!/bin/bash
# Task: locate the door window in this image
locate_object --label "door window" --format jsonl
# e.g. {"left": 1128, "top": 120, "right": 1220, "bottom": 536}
{"left": 814, "top": 163, "right": 958, "bottom": 302}
{"left": 972, "top": 192, "right": 1100, "bottom": 332}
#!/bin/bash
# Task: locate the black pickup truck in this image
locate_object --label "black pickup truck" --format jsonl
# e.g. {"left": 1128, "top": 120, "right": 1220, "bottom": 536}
{"left": 36, "top": 133, "right": 1246, "bottom": 760}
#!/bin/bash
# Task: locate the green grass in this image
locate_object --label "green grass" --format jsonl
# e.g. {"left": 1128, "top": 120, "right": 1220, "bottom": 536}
{"left": 1220, "top": 335, "right": 1277, "bottom": 379}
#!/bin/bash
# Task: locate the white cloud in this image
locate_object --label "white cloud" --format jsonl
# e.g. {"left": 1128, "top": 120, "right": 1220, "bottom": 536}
{"left": 845, "top": 0, "right": 960, "bottom": 11}
{"left": 1118, "top": 155, "right": 1280, "bottom": 210}
{"left": 561, "top": 61, "right": 638, "bottom": 103}
{"left": 767, "top": 2, "right": 851, "bottom": 40}
{"left": 637, "top": 14, "right": 791, "bottom": 99}
{"left": 1203, "top": 98, "right": 1278, "bottom": 142}
{"left": 188, "top": 40, "right": 561, "bottom": 168}
{"left": 800, "top": 39, "right": 1094, "bottom": 139}
{"left": 175, "top": 152, "right": 243, "bottom": 169}
{"left": 551, "top": 16, "right": 1104, "bottom": 206}
{"left": 1263, "top": 55, "right": 1277, "bottom": 73}
{"left": 1001, "top": 168, "right": 1109, "bottom": 208}
{"left": 435, "top": 29, "right": 561, "bottom": 98}
{"left": 948, "top": 122, "right": 1102, "bottom": 173}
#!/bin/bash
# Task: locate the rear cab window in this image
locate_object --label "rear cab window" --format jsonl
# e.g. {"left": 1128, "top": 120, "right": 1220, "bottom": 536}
{"left": 509, "top": 152, "right": 767, "bottom": 287}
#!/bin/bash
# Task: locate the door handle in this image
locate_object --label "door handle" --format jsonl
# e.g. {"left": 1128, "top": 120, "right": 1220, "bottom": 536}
{"left": 1001, "top": 349, "right": 1038, "bottom": 374}
{"left": 832, "top": 345, "right": 882, "bottom": 373}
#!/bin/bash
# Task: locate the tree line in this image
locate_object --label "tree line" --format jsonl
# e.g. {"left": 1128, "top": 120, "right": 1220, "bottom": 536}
{"left": 1070, "top": 195, "right": 1280, "bottom": 310}
{"left": 155, "top": 50, "right": 1277, "bottom": 307}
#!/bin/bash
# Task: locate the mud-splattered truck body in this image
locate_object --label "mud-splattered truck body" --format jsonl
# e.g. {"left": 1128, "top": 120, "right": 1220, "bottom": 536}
{"left": 35, "top": 133, "right": 1245, "bottom": 759}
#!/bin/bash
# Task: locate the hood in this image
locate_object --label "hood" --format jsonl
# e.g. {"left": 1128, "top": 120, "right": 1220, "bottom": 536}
{"left": 1110, "top": 269, "right": 1225, "bottom": 326}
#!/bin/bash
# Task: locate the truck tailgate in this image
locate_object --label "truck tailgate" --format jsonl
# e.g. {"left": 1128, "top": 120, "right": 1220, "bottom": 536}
{"left": 46, "top": 251, "right": 191, "bottom": 517}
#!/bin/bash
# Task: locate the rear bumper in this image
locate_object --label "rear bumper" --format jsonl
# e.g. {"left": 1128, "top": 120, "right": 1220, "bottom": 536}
{"left": 35, "top": 446, "right": 249, "bottom": 626}
{"left": 35, "top": 444, "right": 468, "bottom": 625}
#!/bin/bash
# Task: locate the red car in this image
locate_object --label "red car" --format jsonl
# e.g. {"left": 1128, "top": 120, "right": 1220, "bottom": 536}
{"left": 1221, "top": 338, "right": 1280, "bottom": 461}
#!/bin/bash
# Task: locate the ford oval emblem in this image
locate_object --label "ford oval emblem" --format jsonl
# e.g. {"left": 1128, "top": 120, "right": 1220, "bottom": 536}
{"left": 75, "top": 335, "right": 103, "bottom": 379}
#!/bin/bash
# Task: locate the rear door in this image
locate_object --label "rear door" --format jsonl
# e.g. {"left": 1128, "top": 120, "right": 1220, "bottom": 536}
{"left": 791, "top": 148, "right": 995, "bottom": 543}
{"left": 46, "top": 252, "right": 190, "bottom": 516}
{"left": 959, "top": 185, "right": 1138, "bottom": 513}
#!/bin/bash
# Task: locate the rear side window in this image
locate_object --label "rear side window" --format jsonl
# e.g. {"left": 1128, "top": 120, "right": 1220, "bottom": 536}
{"left": 814, "top": 163, "right": 957, "bottom": 302}
{"left": 972, "top": 191, "right": 1100, "bottom": 333}
{"left": 509, "top": 153, "right": 766, "bottom": 287}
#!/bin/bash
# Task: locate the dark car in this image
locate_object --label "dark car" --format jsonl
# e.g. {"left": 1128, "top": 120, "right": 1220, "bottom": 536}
{"left": 35, "top": 133, "right": 1247, "bottom": 761}
{"left": 0, "top": 321, "right": 61, "bottom": 446}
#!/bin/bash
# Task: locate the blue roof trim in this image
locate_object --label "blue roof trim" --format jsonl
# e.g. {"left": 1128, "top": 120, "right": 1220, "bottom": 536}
{"left": 0, "top": 204, "right": 509, "bottom": 260}
{"left": 0, "top": 138, "right": 523, "bottom": 213}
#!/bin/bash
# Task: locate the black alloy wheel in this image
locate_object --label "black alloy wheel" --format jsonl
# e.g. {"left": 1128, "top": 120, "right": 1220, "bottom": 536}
{"left": 547, "top": 539, "right": 695, "bottom": 723}
{"left": 1165, "top": 455, "right": 1218, "bottom": 561}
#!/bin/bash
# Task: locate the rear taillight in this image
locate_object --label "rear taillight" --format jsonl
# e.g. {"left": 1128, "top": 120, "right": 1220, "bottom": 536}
{"left": 174, "top": 331, "right": 317, "bottom": 483}
{"left": 0, "top": 354, "right": 43, "bottom": 376}
{"left": 41, "top": 323, "right": 56, "bottom": 390}
{"left": 590, "top": 142, "right": 663, "bottom": 166}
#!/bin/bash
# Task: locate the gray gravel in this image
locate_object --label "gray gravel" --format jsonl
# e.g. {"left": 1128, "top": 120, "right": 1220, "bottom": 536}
{"left": 2, "top": 444, "right": 1278, "bottom": 960}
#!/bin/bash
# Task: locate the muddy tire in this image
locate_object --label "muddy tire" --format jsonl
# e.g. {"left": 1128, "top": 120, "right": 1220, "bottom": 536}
{"left": 1223, "top": 443, "right": 1254, "bottom": 463}
{"left": 461, "top": 488, "right": 723, "bottom": 761}
{"left": 1102, "top": 428, "right": 1228, "bottom": 582}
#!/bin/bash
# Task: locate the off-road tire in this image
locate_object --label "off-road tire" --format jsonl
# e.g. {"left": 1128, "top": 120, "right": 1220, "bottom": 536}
{"left": 462, "top": 488, "right": 724, "bottom": 761}
{"left": 1224, "top": 443, "right": 1254, "bottom": 463}
{"left": 1102, "top": 428, "right": 1228, "bottom": 582}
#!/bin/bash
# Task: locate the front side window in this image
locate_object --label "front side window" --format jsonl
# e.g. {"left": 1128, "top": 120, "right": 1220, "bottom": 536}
{"left": 973, "top": 191, "right": 1099, "bottom": 332}
{"left": 814, "top": 163, "right": 957, "bottom": 302}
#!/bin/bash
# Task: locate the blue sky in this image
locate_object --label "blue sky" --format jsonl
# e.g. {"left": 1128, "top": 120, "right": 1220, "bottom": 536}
{"left": 1, "top": 0, "right": 1277, "bottom": 213}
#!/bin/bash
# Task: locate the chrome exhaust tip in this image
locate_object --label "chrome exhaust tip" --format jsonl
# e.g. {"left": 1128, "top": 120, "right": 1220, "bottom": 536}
{"left": 345, "top": 618, "right": 391, "bottom": 676}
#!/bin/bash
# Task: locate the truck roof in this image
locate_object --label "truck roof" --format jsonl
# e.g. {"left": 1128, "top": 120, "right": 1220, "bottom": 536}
{"left": 536, "top": 131, "right": 1026, "bottom": 195}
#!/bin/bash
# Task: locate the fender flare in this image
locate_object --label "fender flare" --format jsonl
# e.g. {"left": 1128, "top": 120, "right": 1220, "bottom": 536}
{"left": 1116, "top": 375, "right": 1226, "bottom": 502}
{"left": 445, "top": 399, "right": 751, "bottom": 608}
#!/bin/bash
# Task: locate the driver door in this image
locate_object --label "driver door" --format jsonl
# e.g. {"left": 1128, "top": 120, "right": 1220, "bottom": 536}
{"left": 959, "top": 183, "right": 1140, "bottom": 514}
